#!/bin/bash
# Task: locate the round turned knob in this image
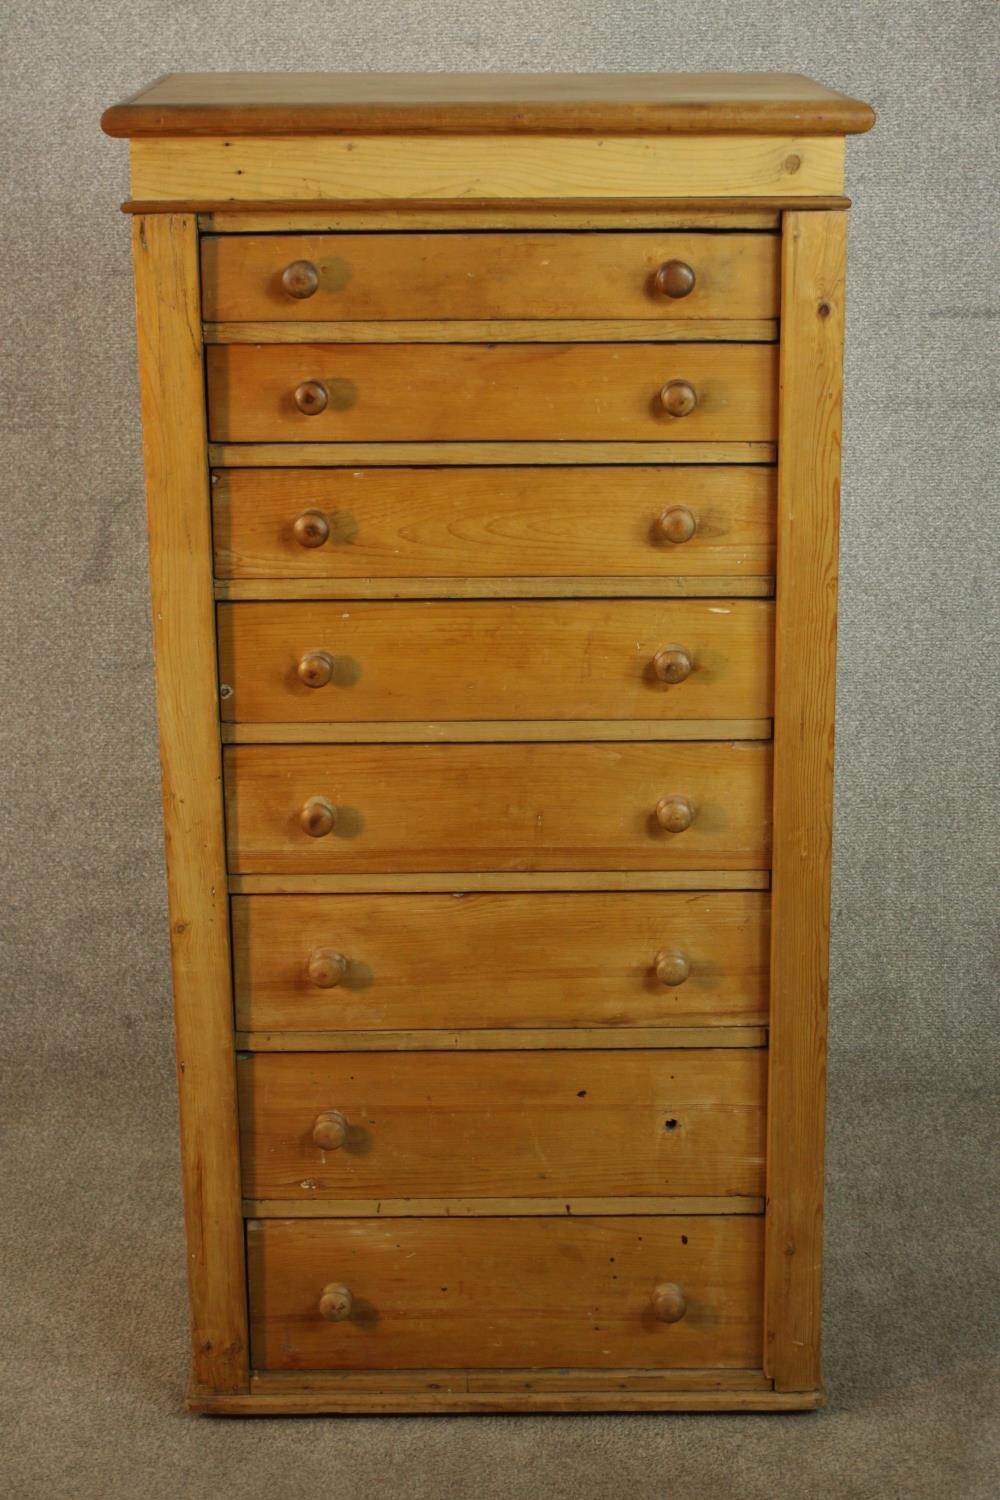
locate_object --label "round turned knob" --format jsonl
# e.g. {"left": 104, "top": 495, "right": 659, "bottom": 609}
{"left": 318, "top": 1282, "right": 354, "bottom": 1322}
{"left": 657, "top": 505, "right": 697, "bottom": 545}
{"left": 300, "top": 796, "right": 338, "bottom": 838}
{"left": 652, "top": 1283, "right": 687, "bottom": 1323}
{"left": 659, "top": 380, "right": 698, "bottom": 418}
{"left": 312, "top": 1109, "right": 349, "bottom": 1151}
{"left": 297, "top": 650, "right": 335, "bottom": 689}
{"left": 294, "top": 380, "right": 329, "bottom": 416}
{"left": 652, "top": 646, "right": 693, "bottom": 685}
{"left": 307, "top": 948, "right": 348, "bottom": 988}
{"left": 281, "top": 260, "right": 320, "bottom": 299}
{"left": 655, "top": 795, "right": 694, "bottom": 833}
{"left": 292, "top": 509, "right": 331, "bottom": 549}
{"left": 653, "top": 260, "right": 696, "bottom": 299}
{"left": 655, "top": 949, "right": 691, "bottom": 987}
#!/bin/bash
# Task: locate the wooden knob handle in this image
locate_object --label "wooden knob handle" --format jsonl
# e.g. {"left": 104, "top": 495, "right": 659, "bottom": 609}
{"left": 655, "top": 795, "right": 694, "bottom": 833}
{"left": 657, "top": 505, "right": 697, "bottom": 544}
{"left": 318, "top": 1282, "right": 353, "bottom": 1322}
{"left": 652, "top": 1283, "right": 687, "bottom": 1323}
{"left": 292, "top": 509, "right": 331, "bottom": 548}
{"left": 297, "top": 650, "right": 334, "bottom": 689}
{"left": 300, "top": 797, "right": 337, "bottom": 838}
{"left": 307, "top": 948, "right": 348, "bottom": 988}
{"left": 655, "top": 949, "right": 691, "bottom": 987}
{"left": 294, "top": 380, "right": 329, "bottom": 416}
{"left": 312, "top": 1109, "right": 349, "bottom": 1151}
{"left": 653, "top": 646, "right": 693, "bottom": 685}
{"left": 659, "top": 380, "right": 697, "bottom": 418}
{"left": 653, "top": 260, "right": 696, "bottom": 298}
{"left": 282, "top": 260, "right": 320, "bottom": 299}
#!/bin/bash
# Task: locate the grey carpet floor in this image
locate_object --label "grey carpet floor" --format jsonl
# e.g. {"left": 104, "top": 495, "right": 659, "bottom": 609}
{"left": 2, "top": 1046, "right": 996, "bottom": 1500}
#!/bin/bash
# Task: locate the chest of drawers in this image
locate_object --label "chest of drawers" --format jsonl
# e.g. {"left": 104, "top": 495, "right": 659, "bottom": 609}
{"left": 102, "top": 71, "right": 874, "bottom": 1414}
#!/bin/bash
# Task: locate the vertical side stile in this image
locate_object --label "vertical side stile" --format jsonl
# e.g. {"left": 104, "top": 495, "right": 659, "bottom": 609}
{"left": 765, "top": 209, "right": 847, "bottom": 1392}
{"left": 132, "top": 213, "right": 248, "bottom": 1396}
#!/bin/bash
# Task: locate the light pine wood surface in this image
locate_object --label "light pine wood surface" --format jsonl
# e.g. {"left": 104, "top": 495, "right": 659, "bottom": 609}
{"left": 221, "top": 719, "right": 773, "bottom": 744}
{"left": 198, "top": 207, "right": 786, "bottom": 232}
{"left": 217, "top": 599, "right": 773, "bottom": 724}
{"left": 131, "top": 215, "right": 248, "bottom": 1396}
{"left": 764, "top": 209, "right": 846, "bottom": 1393}
{"left": 130, "top": 134, "right": 845, "bottom": 205}
{"left": 201, "top": 231, "right": 778, "bottom": 321}
{"left": 249, "top": 1366, "right": 771, "bottom": 1392}
{"left": 236, "top": 1028, "right": 768, "bottom": 1053}
{"left": 237, "top": 1048, "right": 765, "bottom": 1199}
{"left": 104, "top": 70, "right": 876, "bottom": 137}
{"left": 105, "top": 72, "right": 867, "bottom": 1416}
{"left": 231, "top": 890, "right": 769, "bottom": 1032}
{"left": 205, "top": 318, "right": 779, "bottom": 345}
{"left": 211, "top": 465, "right": 776, "bottom": 582}
{"left": 223, "top": 740, "right": 772, "bottom": 875}
{"left": 247, "top": 1215, "right": 764, "bottom": 1372}
{"left": 208, "top": 440, "right": 778, "bottom": 467}
{"left": 243, "top": 1194, "right": 766, "bottom": 1218}
{"left": 205, "top": 343, "right": 777, "bottom": 443}
{"left": 190, "top": 1386, "right": 823, "bottom": 1414}
{"left": 228, "top": 870, "right": 771, "bottom": 895}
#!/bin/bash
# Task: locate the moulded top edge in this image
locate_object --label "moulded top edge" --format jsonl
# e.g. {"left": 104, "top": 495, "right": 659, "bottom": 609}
{"left": 101, "top": 71, "right": 877, "bottom": 139}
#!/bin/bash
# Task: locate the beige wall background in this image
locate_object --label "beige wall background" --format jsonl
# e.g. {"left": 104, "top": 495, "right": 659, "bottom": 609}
{"left": 1, "top": 3, "right": 997, "bottom": 1497}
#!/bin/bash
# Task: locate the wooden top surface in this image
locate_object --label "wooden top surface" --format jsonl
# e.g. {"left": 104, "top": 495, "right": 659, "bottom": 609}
{"left": 102, "top": 72, "right": 875, "bottom": 138}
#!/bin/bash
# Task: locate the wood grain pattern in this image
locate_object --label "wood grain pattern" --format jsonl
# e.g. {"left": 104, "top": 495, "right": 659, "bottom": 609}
{"left": 223, "top": 741, "right": 772, "bottom": 875}
{"left": 201, "top": 232, "right": 779, "bottom": 321}
{"left": 764, "top": 211, "right": 846, "bottom": 1393}
{"left": 212, "top": 465, "right": 776, "bottom": 581}
{"left": 106, "top": 69, "right": 868, "bottom": 1417}
{"left": 130, "top": 135, "right": 845, "bottom": 204}
{"left": 236, "top": 1029, "right": 768, "bottom": 1052}
{"left": 198, "top": 208, "right": 786, "bottom": 232}
{"left": 209, "top": 440, "right": 777, "bottom": 467}
{"left": 247, "top": 1215, "right": 764, "bottom": 1371}
{"left": 215, "top": 580, "right": 775, "bottom": 602}
{"left": 217, "top": 599, "right": 773, "bottom": 724}
{"left": 232, "top": 890, "right": 769, "bottom": 1032}
{"left": 190, "top": 1385, "right": 823, "bottom": 1413}
{"left": 221, "top": 719, "right": 773, "bottom": 744}
{"left": 249, "top": 1366, "right": 772, "bottom": 1391}
{"left": 104, "top": 70, "right": 876, "bottom": 137}
{"left": 206, "top": 343, "right": 778, "bottom": 443}
{"left": 130, "top": 215, "right": 247, "bottom": 1396}
{"left": 229, "top": 871, "right": 771, "bottom": 895}
{"left": 243, "top": 1195, "right": 766, "bottom": 1217}
{"left": 205, "top": 319, "right": 778, "bottom": 344}
{"left": 238, "top": 1049, "right": 765, "bottom": 1200}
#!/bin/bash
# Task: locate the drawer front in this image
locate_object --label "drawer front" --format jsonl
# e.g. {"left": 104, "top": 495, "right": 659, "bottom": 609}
{"left": 248, "top": 1215, "right": 763, "bottom": 1371}
{"left": 206, "top": 344, "right": 777, "bottom": 443}
{"left": 224, "top": 741, "right": 771, "bottom": 874}
{"left": 202, "top": 231, "right": 779, "bottom": 322}
{"left": 233, "top": 891, "right": 769, "bottom": 1031}
{"left": 218, "top": 599, "right": 773, "bottom": 724}
{"left": 213, "top": 465, "right": 776, "bottom": 582}
{"left": 238, "top": 1049, "right": 765, "bottom": 1200}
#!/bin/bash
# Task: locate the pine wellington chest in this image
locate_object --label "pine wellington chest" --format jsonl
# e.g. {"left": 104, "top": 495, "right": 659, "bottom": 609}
{"left": 102, "top": 72, "right": 874, "bottom": 1415}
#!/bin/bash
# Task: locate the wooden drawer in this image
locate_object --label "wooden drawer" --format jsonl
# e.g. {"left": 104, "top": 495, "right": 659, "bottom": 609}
{"left": 224, "top": 741, "right": 771, "bottom": 874}
{"left": 238, "top": 1049, "right": 765, "bottom": 1201}
{"left": 206, "top": 344, "right": 777, "bottom": 443}
{"left": 218, "top": 599, "right": 773, "bottom": 724}
{"left": 233, "top": 891, "right": 769, "bottom": 1032}
{"left": 202, "top": 232, "right": 779, "bottom": 322}
{"left": 248, "top": 1215, "right": 763, "bottom": 1371}
{"left": 212, "top": 466, "right": 776, "bottom": 582}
